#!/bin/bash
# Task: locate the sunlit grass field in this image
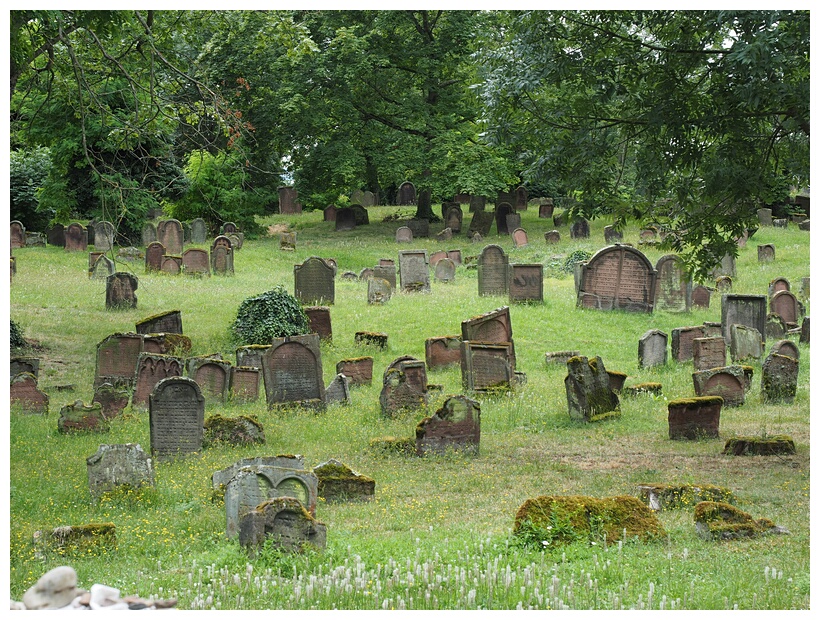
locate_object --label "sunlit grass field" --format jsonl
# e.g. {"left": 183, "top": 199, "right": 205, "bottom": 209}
{"left": 7, "top": 205, "right": 810, "bottom": 609}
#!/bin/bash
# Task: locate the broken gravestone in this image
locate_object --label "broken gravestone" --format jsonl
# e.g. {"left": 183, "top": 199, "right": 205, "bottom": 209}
{"left": 415, "top": 395, "right": 480, "bottom": 456}
{"left": 564, "top": 356, "right": 620, "bottom": 422}
{"left": 86, "top": 443, "right": 154, "bottom": 500}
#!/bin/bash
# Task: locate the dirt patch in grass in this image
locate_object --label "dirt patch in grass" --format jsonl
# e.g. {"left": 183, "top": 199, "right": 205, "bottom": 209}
{"left": 267, "top": 223, "right": 290, "bottom": 235}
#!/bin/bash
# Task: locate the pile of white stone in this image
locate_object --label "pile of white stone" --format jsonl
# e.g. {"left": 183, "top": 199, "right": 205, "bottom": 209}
{"left": 11, "top": 566, "right": 177, "bottom": 610}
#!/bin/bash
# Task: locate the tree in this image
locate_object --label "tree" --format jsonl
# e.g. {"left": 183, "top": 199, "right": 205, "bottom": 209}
{"left": 479, "top": 10, "right": 809, "bottom": 279}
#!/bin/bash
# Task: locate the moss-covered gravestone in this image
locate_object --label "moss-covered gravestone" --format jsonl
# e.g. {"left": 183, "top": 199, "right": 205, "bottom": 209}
{"left": 239, "top": 497, "right": 326, "bottom": 554}
{"left": 637, "top": 483, "right": 735, "bottom": 511}
{"left": 203, "top": 414, "right": 265, "bottom": 447}
{"left": 694, "top": 501, "right": 790, "bottom": 540}
{"left": 314, "top": 459, "right": 375, "bottom": 502}
{"left": 723, "top": 435, "right": 796, "bottom": 456}
{"left": 667, "top": 396, "right": 722, "bottom": 440}
{"left": 57, "top": 400, "right": 110, "bottom": 434}
{"left": 415, "top": 395, "right": 480, "bottom": 456}
{"left": 761, "top": 353, "right": 799, "bottom": 404}
{"left": 564, "top": 356, "right": 620, "bottom": 422}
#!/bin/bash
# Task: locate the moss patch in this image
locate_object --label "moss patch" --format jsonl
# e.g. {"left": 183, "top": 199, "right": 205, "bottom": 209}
{"left": 723, "top": 435, "right": 796, "bottom": 456}
{"left": 694, "top": 501, "right": 784, "bottom": 540}
{"left": 637, "top": 483, "right": 735, "bottom": 510}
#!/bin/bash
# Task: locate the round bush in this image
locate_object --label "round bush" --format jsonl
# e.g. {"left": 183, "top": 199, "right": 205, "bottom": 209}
{"left": 10, "top": 320, "right": 26, "bottom": 349}
{"left": 231, "top": 286, "right": 309, "bottom": 345}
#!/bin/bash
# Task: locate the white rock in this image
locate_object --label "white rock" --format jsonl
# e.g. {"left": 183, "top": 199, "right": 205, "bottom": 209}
{"left": 22, "top": 566, "right": 78, "bottom": 610}
{"left": 89, "top": 583, "right": 128, "bottom": 610}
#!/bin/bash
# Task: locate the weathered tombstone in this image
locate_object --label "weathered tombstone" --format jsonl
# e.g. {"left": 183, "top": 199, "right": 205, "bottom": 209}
{"left": 477, "top": 244, "right": 509, "bottom": 296}
{"left": 325, "top": 373, "right": 351, "bottom": 406}
{"left": 766, "top": 313, "right": 788, "bottom": 340}
{"left": 544, "top": 230, "right": 561, "bottom": 244}
{"left": 10, "top": 357, "right": 39, "bottom": 379}
{"left": 553, "top": 211, "right": 566, "bottom": 227}
{"left": 446, "top": 249, "right": 462, "bottom": 265}
{"left": 395, "top": 226, "right": 413, "bottom": 243}
{"left": 86, "top": 443, "right": 154, "bottom": 500}
{"left": 757, "top": 244, "right": 776, "bottom": 262}
{"left": 461, "top": 305, "right": 515, "bottom": 365}
{"left": 132, "top": 353, "right": 185, "bottom": 409}
{"left": 495, "top": 203, "right": 514, "bottom": 235}
{"left": 692, "top": 366, "right": 746, "bottom": 407}
{"left": 314, "top": 459, "right": 375, "bottom": 502}
{"left": 89, "top": 254, "right": 115, "bottom": 280}
{"left": 768, "top": 277, "right": 791, "bottom": 298}
{"left": 362, "top": 190, "right": 377, "bottom": 207}
{"left": 349, "top": 204, "right": 370, "bottom": 225}
{"left": 691, "top": 285, "right": 712, "bottom": 309}
{"left": 667, "top": 396, "right": 722, "bottom": 439}
{"left": 798, "top": 219, "right": 810, "bottom": 231}
{"left": 156, "top": 219, "right": 183, "bottom": 255}
{"left": 335, "top": 208, "right": 357, "bottom": 232}
{"left": 773, "top": 217, "right": 789, "bottom": 228}
{"left": 511, "top": 228, "right": 529, "bottom": 248}
{"left": 239, "top": 497, "right": 326, "bottom": 553}
{"left": 356, "top": 331, "right": 388, "bottom": 349}
{"left": 335, "top": 357, "right": 373, "bottom": 386}
{"left": 425, "top": 336, "right": 462, "bottom": 369}
{"left": 149, "top": 376, "right": 205, "bottom": 459}
{"left": 416, "top": 395, "right": 480, "bottom": 456}
{"left": 105, "top": 272, "right": 138, "bottom": 310}
{"left": 304, "top": 306, "right": 332, "bottom": 341}
{"left": 10, "top": 221, "right": 26, "bottom": 249}
{"left": 235, "top": 345, "right": 271, "bottom": 370}
{"left": 323, "top": 205, "right": 338, "bottom": 222}
{"left": 429, "top": 250, "right": 447, "bottom": 266}
{"left": 261, "top": 334, "right": 325, "bottom": 410}
{"left": 715, "top": 276, "right": 732, "bottom": 293}
{"left": 160, "top": 255, "right": 182, "bottom": 275}
{"left": 434, "top": 257, "right": 456, "bottom": 283}
{"left": 398, "top": 249, "right": 430, "bottom": 292}
{"left": 94, "top": 332, "right": 144, "bottom": 389}
{"left": 800, "top": 316, "right": 809, "bottom": 344}
{"left": 379, "top": 356, "right": 428, "bottom": 416}
{"left": 603, "top": 225, "right": 622, "bottom": 244}
{"left": 467, "top": 210, "right": 494, "bottom": 237}
{"left": 367, "top": 277, "right": 392, "bottom": 304}
{"left": 505, "top": 213, "right": 522, "bottom": 235}
{"left": 340, "top": 270, "right": 357, "bottom": 281}
{"left": 570, "top": 218, "right": 590, "bottom": 239}
{"left": 692, "top": 337, "right": 727, "bottom": 371}
{"left": 227, "top": 367, "right": 260, "bottom": 403}
{"left": 770, "top": 339, "right": 799, "bottom": 361}
{"left": 210, "top": 235, "right": 234, "bottom": 275}
{"left": 436, "top": 227, "right": 453, "bottom": 242}
{"left": 671, "top": 325, "right": 706, "bottom": 362}
{"left": 278, "top": 186, "right": 302, "bottom": 214}
{"left": 141, "top": 222, "right": 157, "bottom": 247}
{"left": 229, "top": 233, "right": 244, "bottom": 250}
{"left": 144, "top": 242, "right": 165, "bottom": 272}
{"left": 497, "top": 190, "right": 515, "bottom": 206}
{"left": 222, "top": 222, "right": 238, "bottom": 235}
{"left": 514, "top": 186, "right": 528, "bottom": 211}
{"left": 65, "top": 222, "right": 88, "bottom": 252}
{"left": 92, "top": 221, "right": 115, "bottom": 251}
{"left": 397, "top": 181, "right": 416, "bottom": 205}
{"left": 638, "top": 329, "right": 668, "bottom": 367}
{"left": 577, "top": 245, "right": 657, "bottom": 312}
{"left": 655, "top": 254, "right": 691, "bottom": 312}
{"left": 509, "top": 263, "right": 543, "bottom": 302}
{"left": 770, "top": 290, "right": 802, "bottom": 327}
{"left": 729, "top": 324, "right": 763, "bottom": 363}
{"left": 142, "top": 333, "right": 191, "bottom": 356}
{"left": 564, "top": 356, "right": 620, "bottom": 422}
{"left": 761, "top": 353, "right": 799, "bottom": 404}
{"left": 136, "top": 310, "right": 182, "bottom": 335}
{"left": 189, "top": 218, "right": 208, "bottom": 244}
{"left": 92, "top": 383, "right": 130, "bottom": 418}
{"left": 350, "top": 189, "right": 366, "bottom": 206}
{"left": 721, "top": 294, "right": 767, "bottom": 344}
{"left": 445, "top": 205, "right": 463, "bottom": 233}
{"left": 702, "top": 321, "right": 723, "bottom": 338}
{"left": 294, "top": 257, "right": 335, "bottom": 305}
{"left": 47, "top": 224, "right": 66, "bottom": 247}
{"left": 711, "top": 253, "right": 736, "bottom": 278}
{"left": 190, "top": 358, "right": 232, "bottom": 401}
{"left": 757, "top": 207, "right": 773, "bottom": 226}
{"left": 358, "top": 267, "right": 374, "bottom": 281}
{"left": 461, "top": 341, "right": 514, "bottom": 392}
{"left": 538, "top": 199, "right": 555, "bottom": 219}
{"left": 10, "top": 373, "right": 49, "bottom": 413}
{"left": 469, "top": 195, "right": 486, "bottom": 213}
{"left": 407, "top": 218, "right": 429, "bottom": 238}
{"left": 58, "top": 400, "right": 109, "bottom": 434}
{"left": 182, "top": 248, "right": 210, "bottom": 276}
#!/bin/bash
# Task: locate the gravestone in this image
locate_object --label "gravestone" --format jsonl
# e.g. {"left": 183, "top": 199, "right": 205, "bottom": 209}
{"left": 89, "top": 255, "right": 115, "bottom": 280}
{"left": 21, "top": 231, "right": 42, "bottom": 248}
{"left": 514, "top": 186, "right": 528, "bottom": 211}
{"left": 182, "top": 248, "right": 210, "bottom": 276}
{"left": 461, "top": 341, "right": 514, "bottom": 392}
{"left": 505, "top": 213, "right": 522, "bottom": 235}
{"left": 715, "top": 276, "right": 732, "bottom": 293}
{"left": 429, "top": 250, "right": 448, "bottom": 266}
{"left": 604, "top": 225, "right": 623, "bottom": 244}
{"left": 279, "top": 232, "right": 296, "bottom": 251}
{"left": 278, "top": 186, "right": 302, "bottom": 214}
{"left": 766, "top": 313, "right": 787, "bottom": 340}
{"left": 323, "top": 205, "right": 338, "bottom": 222}
{"left": 105, "top": 273, "right": 138, "bottom": 310}
{"left": 149, "top": 377, "right": 205, "bottom": 459}
{"left": 142, "top": 333, "right": 191, "bottom": 356}
{"left": 160, "top": 255, "right": 182, "bottom": 275}
{"left": 132, "top": 353, "right": 185, "bottom": 409}
{"left": 141, "top": 222, "right": 157, "bottom": 246}
{"left": 229, "top": 233, "right": 243, "bottom": 250}
{"left": 261, "top": 334, "right": 325, "bottom": 409}
{"left": 800, "top": 317, "right": 809, "bottom": 344}
{"left": 761, "top": 353, "right": 798, "bottom": 404}
{"left": 467, "top": 211, "right": 494, "bottom": 237}
{"left": 294, "top": 256, "right": 335, "bottom": 305}
{"left": 692, "top": 366, "right": 746, "bottom": 407}
{"left": 335, "top": 208, "right": 357, "bottom": 231}
{"left": 538, "top": 199, "right": 555, "bottom": 219}
{"left": 358, "top": 267, "right": 374, "bottom": 281}
{"left": 57, "top": 400, "right": 109, "bottom": 434}
{"left": 398, "top": 250, "right": 430, "bottom": 292}
{"left": 667, "top": 396, "right": 722, "bottom": 440}
{"left": 768, "top": 277, "right": 791, "bottom": 298}
{"left": 577, "top": 245, "right": 657, "bottom": 312}
{"left": 729, "top": 324, "right": 763, "bottom": 363}
{"left": 564, "top": 356, "right": 620, "bottom": 422}
{"left": 444, "top": 205, "right": 463, "bottom": 233}
{"left": 10, "top": 357, "right": 39, "bottom": 379}
{"left": 93, "top": 221, "right": 115, "bottom": 251}
{"left": 447, "top": 249, "right": 462, "bottom": 265}
{"left": 770, "top": 339, "right": 799, "bottom": 361}
{"left": 322, "top": 257, "right": 338, "bottom": 276}
{"left": 350, "top": 189, "right": 365, "bottom": 205}
{"left": 355, "top": 331, "right": 388, "bottom": 349}
{"left": 367, "top": 277, "right": 392, "bottom": 304}
{"left": 495, "top": 203, "right": 514, "bottom": 235}
{"left": 407, "top": 218, "right": 429, "bottom": 238}
{"left": 638, "top": 329, "right": 668, "bottom": 367}
{"left": 314, "top": 459, "right": 375, "bottom": 502}
{"left": 325, "top": 373, "right": 351, "bottom": 405}
{"left": 136, "top": 310, "right": 182, "bottom": 335}
{"left": 509, "top": 264, "right": 543, "bottom": 302}
{"left": 395, "top": 226, "right": 413, "bottom": 243}
{"left": 379, "top": 356, "right": 428, "bottom": 417}
{"left": 47, "top": 224, "right": 66, "bottom": 247}
{"left": 671, "top": 325, "right": 705, "bottom": 362}
{"left": 511, "top": 228, "right": 529, "bottom": 248}
{"left": 190, "top": 218, "right": 207, "bottom": 244}
{"left": 425, "top": 336, "right": 462, "bottom": 369}
{"left": 94, "top": 332, "right": 144, "bottom": 389}
{"left": 362, "top": 190, "right": 377, "bottom": 207}
{"left": 721, "top": 294, "right": 767, "bottom": 344}
{"left": 86, "top": 443, "right": 154, "bottom": 500}
{"left": 655, "top": 254, "right": 691, "bottom": 312}
{"left": 436, "top": 227, "right": 453, "bottom": 241}
{"left": 156, "top": 219, "right": 183, "bottom": 255}
{"left": 434, "top": 257, "right": 456, "bottom": 282}
{"left": 497, "top": 190, "right": 515, "bottom": 206}
{"left": 341, "top": 270, "right": 358, "bottom": 281}
{"left": 235, "top": 345, "right": 271, "bottom": 370}
{"left": 544, "top": 230, "right": 561, "bottom": 243}
{"left": 397, "top": 181, "right": 416, "bottom": 205}
{"left": 553, "top": 211, "right": 566, "bottom": 227}
{"left": 477, "top": 244, "right": 509, "bottom": 296}
{"left": 372, "top": 263, "right": 396, "bottom": 289}
{"left": 10, "top": 373, "right": 49, "bottom": 413}
{"left": 692, "top": 285, "right": 711, "bottom": 309}
{"left": 639, "top": 227, "right": 658, "bottom": 242}
{"left": 190, "top": 358, "right": 232, "bottom": 401}
{"left": 469, "top": 195, "right": 486, "bottom": 213}
{"left": 461, "top": 306, "right": 515, "bottom": 368}
{"left": 239, "top": 497, "right": 326, "bottom": 552}
{"left": 304, "top": 306, "right": 332, "bottom": 340}
{"left": 229, "top": 367, "right": 260, "bottom": 403}
{"left": 65, "top": 223, "right": 88, "bottom": 252}
{"left": 770, "top": 290, "right": 802, "bottom": 327}
{"left": 336, "top": 357, "right": 373, "bottom": 386}
{"left": 416, "top": 395, "right": 481, "bottom": 456}
{"left": 92, "top": 383, "right": 130, "bottom": 418}
{"left": 144, "top": 242, "right": 165, "bottom": 272}
{"left": 757, "top": 244, "right": 775, "bottom": 262}
{"left": 350, "top": 205, "right": 370, "bottom": 225}
{"left": 692, "top": 337, "right": 727, "bottom": 371}
{"left": 757, "top": 208, "right": 773, "bottom": 226}
{"left": 10, "top": 221, "right": 26, "bottom": 249}
{"left": 570, "top": 218, "right": 590, "bottom": 239}
{"left": 544, "top": 351, "right": 580, "bottom": 365}
{"left": 210, "top": 236, "right": 234, "bottom": 275}
{"left": 222, "top": 222, "right": 238, "bottom": 235}
{"left": 711, "top": 254, "right": 736, "bottom": 278}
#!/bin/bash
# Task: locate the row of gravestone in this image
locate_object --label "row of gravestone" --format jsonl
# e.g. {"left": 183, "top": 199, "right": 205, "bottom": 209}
{"left": 141, "top": 219, "right": 243, "bottom": 252}
{"left": 144, "top": 235, "right": 235, "bottom": 276}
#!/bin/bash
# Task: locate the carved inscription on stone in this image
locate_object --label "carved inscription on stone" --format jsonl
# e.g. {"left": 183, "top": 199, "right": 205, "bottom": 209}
{"left": 149, "top": 377, "right": 204, "bottom": 458}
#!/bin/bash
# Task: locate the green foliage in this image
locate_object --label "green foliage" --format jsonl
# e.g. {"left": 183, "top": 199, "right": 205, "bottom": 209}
{"left": 231, "top": 286, "right": 309, "bottom": 345}
{"left": 562, "top": 249, "right": 593, "bottom": 273}
{"left": 10, "top": 147, "right": 53, "bottom": 230}
{"left": 10, "top": 320, "right": 26, "bottom": 349}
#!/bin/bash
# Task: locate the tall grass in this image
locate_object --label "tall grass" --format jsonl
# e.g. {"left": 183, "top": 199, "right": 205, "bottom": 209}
{"left": 7, "top": 206, "right": 810, "bottom": 609}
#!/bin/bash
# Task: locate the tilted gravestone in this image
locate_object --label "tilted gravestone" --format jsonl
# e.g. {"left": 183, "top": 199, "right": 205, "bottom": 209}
{"left": 47, "top": 223, "right": 66, "bottom": 247}
{"left": 416, "top": 395, "right": 481, "bottom": 456}
{"left": 86, "top": 443, "right": 154, "bottom": 500}
{"left": 89, "top": 255, "right": 115, "bottom": 280}
{"left": 655, "top": 254, "right": 691, "bottom": 312}
{"left": 397, "top": 181, "right": 416, "bottom": 205}
{"left": 511, "top": 228, "right": 529, "bottom": 248}
{"left": 467, "top": 210, "right": 494, "bottom": 237}
{"left": 505, "top": 213, "right": 522, "bottom": 234}
{"left": 398, "top": 250, "right": 430, "bottom": 292}
{"left": 189, "top": 357, "right": 232, "bottom": 401}
{"left": 314, "top": 459, "right": 375, "bottom": 502}
{"left": 425, "top": 336, "right": 462, "bottom": 369}
{"left": 671, "top": 326, "right": 705, "bottom": 362}
{"left": 692, "top": 366, "right": 746, "bottom": 407}
{"left": 10, "top": 373, "right": 49, "bottom": 414}
{"left": 149, "top": 376, "right": 205, "bottom": 459}
{"left": 304, "top": 306, "right": 332, "bottom": 340}
{"left": 667, "top": 396, "right": 722, "bottom": 440}
{"left": 564, "top": 356, "right": 620, "bottom": 422}
{"left": 711, "top": 254, "right": 736, "bottom": 278}
{"left": 94, "top": 332, "right": 144, "bottom": 389}
{"left": 477, "top": 244, "right": 509, "bottom": 296}
{"left": 160, "top": 255, "right": 182, "bottom": 275}
{"left": 336, "top": 357, "right": 373, "bottom": 386}
{"left": 461, "top": 341, "right": 514, "bottom": 392}
{"left": 156, "top": 219, "right": 183, "bottom": 255}
{"left": 434, "top": 257, "right": 456, "bottom": 283}
{"left": 577, "top": 245, "right": 657, "bottom": 313}
{"left": 93, "top": 221, "right": 115, "bottom": 251}
{"left": 379, "top": 356, "right": 428, "bottom": 417}
{"left": 132, "top": 353, "right": 185, "bottom": 409}
{"left": 190, "top": 218, "right": 208, "bottom": 244}
{"left": 136, "top": 310, "right": 182, "bottom": 335}
{"left": 141, "top": 222, "right": 157, "bottom": 247}
{"left": 105, "top": 273, "right": 138, "bottom": 310}
{"left": 638, "top": 329, "right": 668, "bottom": 367}
{"left": 721, "top": 294, "right": 767, "bottom": 344}
{"left": 367, "top": 277, "right": 392, "bottom": 304}
{"left": 495, "top": 203, "right": 514, "bottom": 235}
{"left": 509, "top": 264, "right": 543, "bottom": 302}
{"left": 210, "top": 235, "right": 234, "bottom": 275}
{"left": 11, "top": 221, "right": 26, "bottom": 249}
{"left": 239, "top": 497, "right": 326, "bottom": 553}
{"left": 92, "top": 383, "right": 130, "bottom": 418}
{"left": 182, "top": 248, "right": 210, "bottom": 276}
{"left": 57, "top": 400, "right": 109, "bottom": 434}
{"left": 294, "top": 256, "right": 335, "bottom": 305}
{"left": 729, "top": 324, "right": 763, "bottom": 363}
{"left": 10, "top": 357, "right": 39, "bottom": 379}
{"left": 437, "top": 227, "right": 453, "bottom": 241}
{"left": 229, "top": 367, "right": 260, "bottom": 403}
{"left": 325, "top": 373, "right": 351, "bottom": 406}
{"left": 461, "top": 306, "right": 515, "bottom": 369}
{"left": 770, "top": 290, "right": 802, "bottom": 327}
{"left": 692, "top": 337, "right": 726, "bottom": 371}
{"left": 65, "top": 222, "right": 88, "bottom": 252}
{"left": 761, "top": 353, "right": 798, "bottom": 404}
{"left": 278, "top": 186, "right": 302, "bottom": 214}
{"left": 261, "top": 334, "right": 325, "bottom": 410}
{"left": 349, "top": 205, "right": 369, "bottom": 225}
{"left": 222, "top": 222, "right": 238, "bottom": 235}
{"left": 144, "top": 242, "right": 165, "bottom": 272}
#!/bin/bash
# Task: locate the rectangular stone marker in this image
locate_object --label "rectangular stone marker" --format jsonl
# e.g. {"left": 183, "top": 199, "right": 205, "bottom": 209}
{"left": 477, "top": 244, "right": 509, "bottom": 296}
{"left": 757, "top": 208, "right": 773, "bottom": 226}
{"left": 294, "top": 257, "right": 335, "bottom": 305}
{"left": 461, "top": 306, "right": 515, "bottom": 368}
{"left": 261, "top": 334, "right": 325, "bottom": 409}
{"left": 416, "top": 395, "right": 481, "bottom": 456}
{"left": 379, "top": 357, "right": 428, "bottom": 416}
{"left": 182, "top": 248, "right": 210, "bottom": 276}
{"left": 304, "top": 306, "right": 332, "bottom": 340}
{"left": 86, "top": 443, "right": 154, "bottom": 500}
{"left": 161, "top": 255, "right": 182, "bottom": 275}
{"left": 467, "top": 211, "right": 494, "bottom": 237}
{"left": 149, "top": 377, "right": 204, "bottom": 459}
{"left": 93, "top": 221, "right": 115, "bottom": 251}
{"left": 692, "top": 337, "right": 727, "bottom": 371}
{"left": 729, "top": 324, "right": 763, "bottom": 363}
{"left": 461, "top": 341, "right": 514, "bottom": 391}
{"left": 47, "top": 224, "right": 66, "bottom": 247}
{"left": 372, "top": 264, "right": 396, "bottom": 289}
{"left": 145, "top": 242, "right": 165, "bottom": 272}
{"left": 190, "top": 218, "right": 208, "bottom": 244}
{"left": 668, "top": 396, "right": 721, "bottom": 440}
{"left": 398, "top": 250, "right": 430, "bottom": 292}
{"left": 509, "top": 264, "right": 543, "bottom": 302}
{"left": 278, "top": 186, "right": 302, "bottom": 214}
{"left": 10, "top": 373, "right": 49, "bottom": 413}
{"left": 229, "top": 367, "right": 260, "bottom": 403}
{"left": 65, "top": 223, "right": 88, "bottom": 252}
{"left": 190, "top": 358, "right": 232, "bottom": 401}
{"left": 721, "top": 294, "right": 767, "bottom": 344}
{"left": 95, "top": 332, "right": 144, "bottom": 389}
{"left": 671, "top": 326, "right": 704, "bottom": 362}
{"left": 425, "top": 336, "right": 462, "bottom": 369}
{"left": 106, "top": 273, "right": 138, "bottom": 310}
{"left": 335, "top": 357, "right": 373, "bottom": 386}
{"left": 235, "top": 345, "right": 271, "bottom": 370}
{"left": 136, "top": 310, "right": 182, "bottom": 335}
{"left": 655, "top": 255, "right": 691, "bottom": 312}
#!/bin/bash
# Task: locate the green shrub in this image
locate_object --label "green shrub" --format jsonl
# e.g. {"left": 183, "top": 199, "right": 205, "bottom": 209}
{"left": 231, "top": 286, "right": 309, "bottom": 345}
{"left": 10, "top": 320, "right": 26, "bottom": 349}
{"left": 562, "top": 249, "right": 593, "bottom": 273}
